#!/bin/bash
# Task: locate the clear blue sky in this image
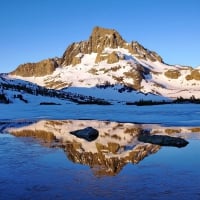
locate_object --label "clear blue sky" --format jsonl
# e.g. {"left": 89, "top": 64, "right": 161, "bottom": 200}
{"left": 0, "top": 0, "right": 200, "bottom": 72}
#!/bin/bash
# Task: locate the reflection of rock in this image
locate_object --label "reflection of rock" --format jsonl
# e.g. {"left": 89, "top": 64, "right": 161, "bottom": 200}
{"left": 63, "top": 140, "right": 159, "bottom": 176}
{"left": 7, "top": 120, "right": 161, "bottom": 176}
{"left": 11, "top": 129, "right": 56, "bottom": 141}
{"left": 70, "top": 127, "right": 99, "bottom": 141}
{"left": 138, "top": 134, "right": 189, "bottom": 148}
{"left": 7, "top": 119, "right": 200, "bottom": 176}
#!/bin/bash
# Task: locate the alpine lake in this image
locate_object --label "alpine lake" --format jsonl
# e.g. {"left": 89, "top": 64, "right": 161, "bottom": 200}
{"left": 0, "top": 103, "right": 200, "bottom": 200}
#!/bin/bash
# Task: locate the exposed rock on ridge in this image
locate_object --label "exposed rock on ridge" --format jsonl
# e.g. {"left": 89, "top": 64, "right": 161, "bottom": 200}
{"left": 128, "top": 41, "right": 163, "bottom": 62}
{"left": 186, "top": 70, "right": 200, "bottom": 80}
{"left": 89, "top": 26, "right": 125, "bottom": 53}
{"left": 61, "top": 26, "right": 126, "bottom": 66}
{"left": 61, "top": 26, "right": 164, "bottom": 66}
{"left": 11, "top": 58, "right": 60, "bottom": 77}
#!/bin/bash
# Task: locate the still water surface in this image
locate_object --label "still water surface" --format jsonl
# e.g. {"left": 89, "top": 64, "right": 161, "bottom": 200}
{"left": 0, "top": 119, "right": 200, "bottom": 200}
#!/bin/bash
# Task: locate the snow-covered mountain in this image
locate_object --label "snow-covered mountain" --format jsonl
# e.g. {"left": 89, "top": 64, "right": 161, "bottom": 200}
{"left": 4, "top": 26, "right": 200, "bottom": 102}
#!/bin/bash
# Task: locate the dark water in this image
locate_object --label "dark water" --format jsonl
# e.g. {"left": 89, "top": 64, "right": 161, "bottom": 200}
{"left": 0, "top": 131, "right": 200, "bottom": 200}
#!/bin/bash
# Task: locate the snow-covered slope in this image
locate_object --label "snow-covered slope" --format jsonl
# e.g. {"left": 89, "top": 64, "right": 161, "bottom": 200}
{"left": 0, "top": 74, "right": 110, "bottom": 105}
{"left": 8, "top": 26, "right": 200, "bottom": 100}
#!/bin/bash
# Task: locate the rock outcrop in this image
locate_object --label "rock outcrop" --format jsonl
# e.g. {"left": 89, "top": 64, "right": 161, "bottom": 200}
{"left": 61, "top": 42, "right": 89, "bottom": 67}
{"left": 11, "top": 58, "right": 59, "bottom": 77}
{"left": 107, "top": 51, "right": 119, "bottom": 64}
{"left": 89, "top": 26, "right": 125, "bottom": 53}
{"left": 164, "top": 69, "right": 181, "bottom": 79}
{"left": 61, "top": 26, "right": 163, "bottom": 66}
{"left": 138, "top": 133, "right": 189, "bottom": 148}
{"left": 61, "top": 26, "right": 126, "bottom": 66}
{"left": 186, "top": 69, "right": 200, "bottom": 80}
{"left": 128, "top": 41, "right": 163, "bottom": 62}
{"left": 70, "top": 127, "right": 99, "bottom": 141}
{"left": 95, "top": 53, "right": 108, "bottom": 63}
{"left": 62, "top": 27, "right": 163, "bottom": 66}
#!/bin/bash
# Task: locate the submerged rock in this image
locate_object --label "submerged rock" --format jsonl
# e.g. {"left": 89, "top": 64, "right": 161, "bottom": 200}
{"left": 138, "top": 134, "right": 189, "bottom": 148}
{"left": 70, "top": 127, "right": 99, "bottom": 141}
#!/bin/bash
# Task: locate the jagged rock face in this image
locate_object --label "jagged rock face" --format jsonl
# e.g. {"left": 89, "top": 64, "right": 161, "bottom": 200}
{"left": 61, "top": 27, "right": 163, "bottom": 67}
{"left": 11, "top": 58, "right": 59, "bottom": 77}
{"left": 61, "top": 42, "right": 90, "bottom": 66}
{"left": 88, "top": 26, "right": 125, "bottom": 53}
{"left": 128, "top": 41, "right": 163, "bottom": 62}
{"left": 61, "top": 26, "right": 126, "bottom": 66}
{"left": 71, "top": 53, "right": 83, "bottom": 66}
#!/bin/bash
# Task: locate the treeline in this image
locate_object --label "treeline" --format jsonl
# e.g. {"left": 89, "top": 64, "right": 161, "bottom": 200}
{"left": 173, "top": 96, "right": 200, "bottom": 104}
{"left": 126, "top": 96, "right": 200, "bottom": 106}
{"left": 0, "top": 93, "right": 10, "bottom": 104}
{"left": 0, "top": 82, "right": 110, "bottom": 105}
{"left": 96, "top": 82, "right": 134, "bottom": 93}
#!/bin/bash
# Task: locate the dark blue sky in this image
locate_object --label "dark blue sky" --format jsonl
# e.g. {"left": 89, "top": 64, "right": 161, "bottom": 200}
{"left": 0, "top": 0, "right": 200, "bottom": 72}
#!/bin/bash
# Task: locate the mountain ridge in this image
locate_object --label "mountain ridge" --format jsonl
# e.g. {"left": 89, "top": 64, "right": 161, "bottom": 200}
{"left": 5, "top": 26, "right": 200, "bottom": 101}
{"left": 11, "top": 26, "right": 164, "bottom": 77}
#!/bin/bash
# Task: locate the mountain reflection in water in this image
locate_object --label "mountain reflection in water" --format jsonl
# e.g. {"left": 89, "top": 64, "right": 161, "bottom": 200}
{"left": 6, "top": 120, "right": 200, "bottom": 176}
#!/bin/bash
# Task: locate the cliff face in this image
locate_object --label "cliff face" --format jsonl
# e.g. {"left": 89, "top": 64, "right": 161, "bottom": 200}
{"left": 10, "top": 58, "right": 60, "bottom": 77}
{"left": 61, "top": 26, "right": 126, "bottom": 66}
{"left": 88, "top": 26, "right": 125, "bottom": 53}
{"left": 128, "top": 41, "right": 163, "bottom": 62}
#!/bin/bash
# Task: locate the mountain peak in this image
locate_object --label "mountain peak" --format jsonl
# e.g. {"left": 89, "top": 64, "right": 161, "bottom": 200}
{"left": 91, "top": 26, "right": 118, "bottom": 37}
{"left": 90, "top": 26, "right": 125, "bottom": 43}
{"left": 12, "top": 26, "right": 164, "bottom": 77}
{"left": 61, "top": 26, "right": 126, "bottom": 66}
{"left": 89, "top": 26, "right": 126, "bottom": 52}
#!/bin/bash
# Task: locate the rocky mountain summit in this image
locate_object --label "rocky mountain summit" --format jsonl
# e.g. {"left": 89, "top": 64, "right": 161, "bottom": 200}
{"left": 7, "top": 26, "right": 200, "bottom": 100}
{"left": 61, "top": 27, "right": 162, "bottom": 66}
{"left": 11, "top": 27, "right": 163, "bottom": 77}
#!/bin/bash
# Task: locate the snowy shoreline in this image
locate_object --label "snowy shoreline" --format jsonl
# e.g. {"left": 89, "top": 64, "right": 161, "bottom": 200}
{"left": 0, "top": 103, "right": 200, "bottom": 127}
